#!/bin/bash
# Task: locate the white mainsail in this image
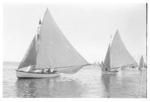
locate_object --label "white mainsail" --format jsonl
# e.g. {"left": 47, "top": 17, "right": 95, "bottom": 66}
{"left": 18, "top": 36, "right": 37, "bottom": 69}
{"left": 103, "top": 30, "right": 137, "bottom": 70}
{"left": 18, "top": 9, "right": 88, "bottom": 73}
{"left": 103, "top": 45, "right": 111, "bottom": 71}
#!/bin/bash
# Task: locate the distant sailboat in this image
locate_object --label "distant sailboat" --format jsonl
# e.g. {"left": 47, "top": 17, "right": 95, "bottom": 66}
{"left": 101, "top": 30, "right": 137, "bottom": 73}
{"left": 16, "top": 9, "right": 88, "bottom": 78}
{"left": 138, "top": 56, "right": 146, "bottom": 70}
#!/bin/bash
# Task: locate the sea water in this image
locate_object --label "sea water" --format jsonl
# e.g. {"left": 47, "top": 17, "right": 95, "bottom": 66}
{"left": 3, "top": 62, "right": 146, "bottom": 98}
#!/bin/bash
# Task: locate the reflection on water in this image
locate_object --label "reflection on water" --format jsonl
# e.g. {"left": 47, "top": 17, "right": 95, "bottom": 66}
{"left": 101, "top": 74, "right": 112, "bottom": 97}
{"left": 101, "top": 69, "right": 147, "bottom": 98}
{"left": 3, "top": 63, "right": 147, "bottom": 98}
{"left": 16, "top": 77, "right": 83, "bottom": 98}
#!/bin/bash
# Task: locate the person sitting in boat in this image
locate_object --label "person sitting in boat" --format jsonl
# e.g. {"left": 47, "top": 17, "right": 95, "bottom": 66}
{"left": 49, "top": 68, "right": 54, "bottom": 74}
{"left": 105, "top": 67, "right": 108, "bottom": 71}
{"left": 48, "top": 68, "right": 51, "bottom": 74}
{"left": 48, "top": 68, "right": 57, "bottom": 74}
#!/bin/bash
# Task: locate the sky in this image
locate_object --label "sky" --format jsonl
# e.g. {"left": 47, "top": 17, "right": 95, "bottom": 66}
{"left": 3, "top": 2, "right": 147, "bottom": 63}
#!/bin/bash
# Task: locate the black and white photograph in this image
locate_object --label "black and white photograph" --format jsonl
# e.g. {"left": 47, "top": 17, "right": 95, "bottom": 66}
{"left": 2, "top": 0, "right": 148, "bottom": 99}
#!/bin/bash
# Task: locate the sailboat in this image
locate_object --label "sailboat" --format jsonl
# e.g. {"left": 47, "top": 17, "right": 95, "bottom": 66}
{"left": 138, "top": 56, "right": 146, "bottom": 70}
{"left": 101, "top": 30, "right": 137, "bottom": 74}
{"left": 16, "top": 9, "right": 88, "bottom": 78}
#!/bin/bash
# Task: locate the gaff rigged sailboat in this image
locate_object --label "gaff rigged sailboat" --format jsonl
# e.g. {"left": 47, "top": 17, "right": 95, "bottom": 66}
{"left": 16, "top": 9, "right": 88, "bottom": 78}
{"left": 101, "top": 30, "right": 137, "bottom": 74}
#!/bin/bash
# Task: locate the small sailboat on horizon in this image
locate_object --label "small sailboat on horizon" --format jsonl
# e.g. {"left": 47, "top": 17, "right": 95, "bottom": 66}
{"left": 16, "top": 9, "right": 88, "bottom": 78}
{"left": 138, "top": 56, "right": 146, "bottom": 71}
{"left": 101, "top": 30, "right": 137, "bottom": 74}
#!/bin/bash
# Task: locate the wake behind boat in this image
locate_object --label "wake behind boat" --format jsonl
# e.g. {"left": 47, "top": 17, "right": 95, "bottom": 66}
{"left": 16, "top": 8, "right": 88, "bottom": 79}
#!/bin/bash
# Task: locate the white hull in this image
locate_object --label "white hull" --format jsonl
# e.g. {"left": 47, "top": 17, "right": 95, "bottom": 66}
{"left": 102, "top": 68, "right": 119, "bottom": 74}
{"left": 16, "top": 71, "right": 60, "bottom": 79}
{"left": 101, "top": 66, "right": 119, "bottom": 74}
